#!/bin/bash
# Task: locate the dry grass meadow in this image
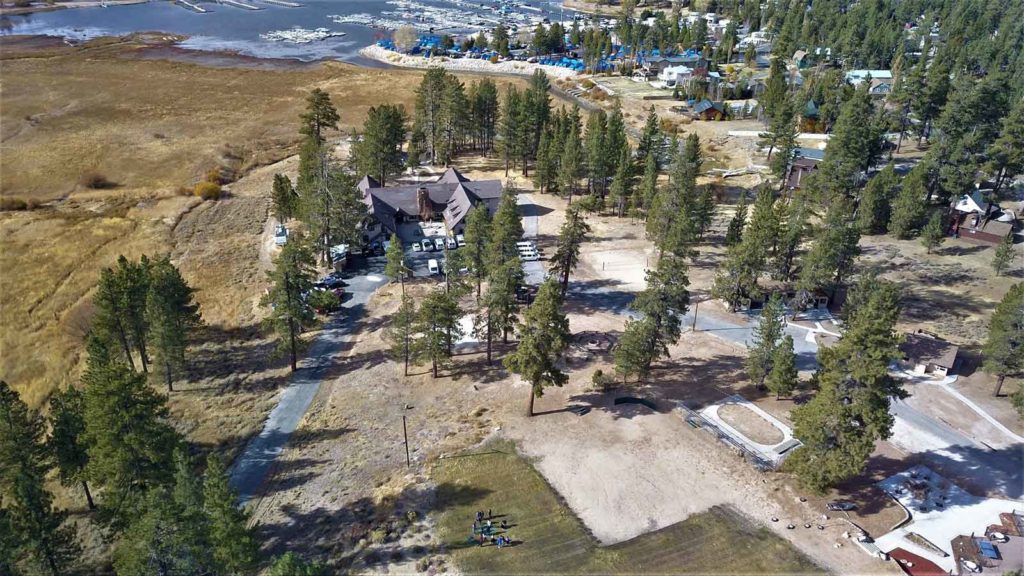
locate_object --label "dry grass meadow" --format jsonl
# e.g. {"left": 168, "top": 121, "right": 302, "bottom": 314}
{"left": 0, "top": 33, "right": 525, "bottom": 421}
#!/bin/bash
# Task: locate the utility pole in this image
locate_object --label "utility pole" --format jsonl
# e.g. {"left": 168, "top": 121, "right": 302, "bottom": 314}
{"left": 691, "top": 299, "right": 700, "bottom": 332}
{"left": 402, "top": 412, "right": 411, "bottom": 468}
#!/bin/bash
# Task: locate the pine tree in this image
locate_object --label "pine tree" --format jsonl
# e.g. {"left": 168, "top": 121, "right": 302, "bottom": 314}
{"left": 47, "top": 386, "right": 95, "bottom": 510}
{"left": 920, "top": 210, "right": 946, "bottom": 254}
{"left": 113, "top": 485, "right": 214, "bottom": 576}
{"left": 351, "top": 104, "right": 408, "bottom": 186}
{"left": 487, "top": 185, "right": 525, "bottom": 264}
{"left": 638, "top": 150, "right": 659, "bottom": 214}
{"left": 983, "top": 283, "right": 1023, "bottom": 397}
{"left": 608, "top": 144, "right": 634, "bottom": 217}
{"left": 856, "top": 163, "right": 898, "bottom": 234}
{"left": 463, "top": 203, "right": 492, "bottom": 300}
{"left": 724, "top": 191, "right": 748, "bottom": 247}
{"left": 384, "top": 232, "right": 409, "bottom": 293}
{"left": 82, "top": 360, "right": 180, "bottom": 523}
{"left": 385, "top": 294, "right": 417, "bottom": 376}
{"left": 477, "top": 259, "right": 524, "bottom": 361}
{"left": 0, "top": 381, "right": 79, "bottom": 575}
{"left": 713, "top": 188, "right": 776, "bottom": 309}
{"left": 204, "top": 453, "right": 258, "bottom": 575}
{"left": 549, "top": 206, "right": 591, "bottom": 294}
{"left": 468, "top": 78, "right": 500, "bottom": 154}
{"left": 766, "top": 334, "right": 798, "bottom": 399}
{"left": 146, "top": 255, "right": 201, "bottom": 392}
{"left": 299, "top": 88, "right": 340, "bottom": 144}
{"left": 262, "top": 231, "right": 317, "bottom": 371}
{"left": 559, "top": 126, "right": 583, "bottom": 203}
{"left": 747, "top": 293, "right": 785, "bottom": 388}
{"left": 787, "top": 275, "right": 903, "bottom": 492}
{"left": 760, "top": 57, "right": 787, "bottom": 123}
{"left": 888, "top": 162, "right": 928, "bottom": 239}
{"left": 606, "top": 103, "right": 628, "bottom": 176}
{"left": 532, "top": 129, "right": 555, "bottom": 194}
{"left": 636, "top": 106, "right": 661, "bottom": 166}
{"left": 504, "top": 280, "right": 570, "bottom": 416}
{"left": 498, "top": 86, "right": 523, "bottom": 176}
{"left": 798, "top": 199, "right": 860, "bottom": 303}
{"left": 271, "top": 173, "right": 299, "bottom": 222}
{"left": 774, "top": 191, "right": 808, "bottom": 281}
{"left": 822, "top": 84, "right": 882, "bottom": 186}
{"left": 297, "top": 139, "right": 366, "bottom": 263}
{"left": 614, "top": 316, "right": 660, "bottom": 384}
{"left": 269, "top": 552, "right": 326, "bottom": 576}
{"left": 986, "top": 98, "right": 1024, "bottom": 193}
{"left": 583, "top": 109, "right": 609, "bottom": 196}
{"left": 992, "top": 234, "right": 1015, "bottom": 277}
{"left": 416, "top": 288, "right": 463, "bottom": 378}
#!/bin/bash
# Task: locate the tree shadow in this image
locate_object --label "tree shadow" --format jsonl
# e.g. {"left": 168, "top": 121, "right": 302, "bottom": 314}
{"left": 255, "top": 481, "right": 492, "bottom": 569}
{"left": 564, "top": 278, "right": 637, "bottom": 316}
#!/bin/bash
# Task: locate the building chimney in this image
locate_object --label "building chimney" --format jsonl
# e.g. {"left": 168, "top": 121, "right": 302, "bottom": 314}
{"left": 417, "top": 187, "right": 434, "bottom": 221}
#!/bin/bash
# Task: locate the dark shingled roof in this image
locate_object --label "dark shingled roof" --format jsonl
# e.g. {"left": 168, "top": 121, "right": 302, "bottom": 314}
{"left": 361, "top": 170, "right": 502, "bottom": 233}
{"left": 900, "top": 332, "right": 959, "bottom": 369}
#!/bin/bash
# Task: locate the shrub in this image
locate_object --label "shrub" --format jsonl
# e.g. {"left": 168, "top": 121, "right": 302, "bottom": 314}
{"left": 204, "top": 167, "right": 223, "bottom": 184}
{"left": 79, "top": 171, "right": 116, "bottom": 189}
{"left": 308, "top": 289, "right": 340, "bottom": 314}
{"left": 193, "top": 181, "right": 222, "bottom": 200}
{"left": 0, "top": 196, "right": 39, "bottom": 211}
{"left": 591, "top": 369, "right": 616, "bottom": 391}
{"left": 489, "top": 55, "right": 499, "bottom": 64}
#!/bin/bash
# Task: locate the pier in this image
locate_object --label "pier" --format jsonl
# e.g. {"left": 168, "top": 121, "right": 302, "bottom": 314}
{"left": 253, "top": 0, "right": 302, "bottom": 7}
{"left": 218, "top": 0, "right": 262, "bottom": 10}
{"left": 176, "top": 0, "right": 207, "bottom": 12}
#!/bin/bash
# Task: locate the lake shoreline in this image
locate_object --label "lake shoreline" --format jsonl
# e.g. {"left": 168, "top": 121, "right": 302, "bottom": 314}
{"left": 0, "top": 0, "right": 148, "bottom": 16}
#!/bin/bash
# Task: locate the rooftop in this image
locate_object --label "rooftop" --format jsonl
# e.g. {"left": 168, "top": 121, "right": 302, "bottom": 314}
{"left": 874, "top": 465, "right": 1024, "bottom": 573}
{"left": 899, "top": 332, "right": 959, "bottom": 369}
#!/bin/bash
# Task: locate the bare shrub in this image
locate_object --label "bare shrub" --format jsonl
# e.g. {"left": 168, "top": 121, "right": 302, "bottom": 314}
{"left": 79, "top": 171, "right": 116, "bottom": 189}
{"left": 193, "top": 181, "right": 223, "bottom": 200}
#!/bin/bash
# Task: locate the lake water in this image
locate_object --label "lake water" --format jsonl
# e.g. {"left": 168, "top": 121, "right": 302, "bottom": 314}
{"left": 1, "top": 0, "right": 575, "bottom": 64}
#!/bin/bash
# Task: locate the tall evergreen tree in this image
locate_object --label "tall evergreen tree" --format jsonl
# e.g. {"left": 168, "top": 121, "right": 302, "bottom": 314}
{"left": 0, "top": 381, "right": 79, "bottom": 575}
{"left": 774, "top": 191, "right": 808, "bottom": 281}
{"left": 204, "top": 453, "right": 259, "bottom": 575}
{"left": 487, "top": 185, "right": 525, "bottom": 264}
{"left": 636, "top": 106, "right": 662, "bottom": 166}
{"left": 299, "top": 88, "right": 340, "bottom": 144}
{"left": 415, "top": 288, "right": 463, "bottom": 378}
{"left": 47, "top": 386, "right": 95, "bottom": 510}
{"left": 766, "top": 334, "right": 798, "bottom": 399}
{"left": 93, "top": 265, "right": 136, "bottom": 370}
{"left": 608, "top": 144, "right": 634, "bottom": 217}
{"left": 468, "top": 78, "right": 500, "bottom": 154}
{"left": 504, "top": 280, "right": 570, "bottom": 416}
{"left": 798, "top": 198, "right": 860, "bottom": 303}
{"left": 787, "top": 275, "right": 903, "bottom": 492}
{"left": 271, "top": 174, "right": 299, "bottom": 223}
{"left": 262, "top": 232, "right": 318, "bottom": 371}
{"left": 983, "top": 283, "right": 1023, "bottom": 397}
{"left": 384, "top": 233, "right": 409, "bottom": 293}
{"left": 477, "top": 259, "right": 524, "bottom": 361}
{"left": 82, "top": 360, "right": 180, "bottom": 523}
{"left": 746, "top": 293, "right": 785, "bottom": 389}
{"left": 351, "top": 104, "right": 408, "bottom": 186}
{"left": 113, "top": 484, "right": 214, "bottom": 576}
{"left": 268, "top": 552, "right": 326, "bottom": 576}
{"left": 146, "top": 255, "right": 201, "bottom": 392}
{"left": 583, "top": 109, "right": 609, "bottom": 196}
{"left": 992, "top": 234, "right": 1016, "bottom": 277}
{"left": 920, "top": 210, "right": 946, "bottom": 254}
{"left": 385, "top": 294, "right": 417, "bottom": 376}
{"left": 559, "top": 124, "right": 583, "bottom": 203}
{"left": 888, "top": 162, "right": 928, "bottom": 239}
{"left": 463, "top": 203, "right": 492, "bottom": 300}
{"left": 856, "top": 163, "right": 898, "bottom": 234}
{"left": 724, "top": 191, "right": 748, "bottom": 247}
{"left": 986, "top": 98, "right": 1024, "bottom": 193}
{"left": 638, "top": 150, "right": 659, "bottom": 214}
{"left": 549, "top": 206, "right": 591, "bottom": 294}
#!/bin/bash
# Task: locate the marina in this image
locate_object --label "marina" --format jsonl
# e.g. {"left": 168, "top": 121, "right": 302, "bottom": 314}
{"left": 0, "top": 0, "right": 574, "bottom": 64}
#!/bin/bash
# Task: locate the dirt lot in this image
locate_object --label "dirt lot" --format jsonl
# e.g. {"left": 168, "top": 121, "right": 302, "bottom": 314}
{"left": 719, "top": 402, "right": 786, "bottom": 444}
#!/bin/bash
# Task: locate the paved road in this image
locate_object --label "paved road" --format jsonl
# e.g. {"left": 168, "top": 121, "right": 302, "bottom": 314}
{"left": 229, "top": 257, "right": 388, "bottom": 504}
{"left": 518, "top": 193, "right": 546, "bottom": 285}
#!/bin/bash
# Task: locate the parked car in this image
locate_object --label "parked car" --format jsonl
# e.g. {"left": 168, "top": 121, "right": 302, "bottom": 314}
{"left": 369, "top": 240, "right": 384, "bottom": 255}
{"left": 519, "top": 250, "right": 540, "bottom": 262}
{"left": 446, "top": 236, "right": 457, "bottom": 249}
{"left": 456, "top": 233, "right": 466, "bottom": 247}
{"left": 422, "top": 240, "right": 434, "bottom": 252}
{"left": 274, "top": 225, "right": 288, "bottom": 246}
{"left": 826, "top": 501, "right": 857, "bottom": 512}
{"left": 516, "top": 240, "right": 535, "bottom": 250}
{"left": 412, "top": 241, "right": 422, "bottom": 252}
{"left": 433, "top": 237, "right": 445, "bottom": 251}
{"left": 427, "top": 258, "right": 440, "bottom": 275}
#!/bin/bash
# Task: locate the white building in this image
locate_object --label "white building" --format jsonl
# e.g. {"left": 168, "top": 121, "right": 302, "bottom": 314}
{"left": 658, "top": 65, "right": 693, "bottom": 86}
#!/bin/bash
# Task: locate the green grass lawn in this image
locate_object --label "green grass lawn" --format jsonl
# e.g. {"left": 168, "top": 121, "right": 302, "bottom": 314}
{"left": 432, "top": 443, "right": 824, "bottom": 574}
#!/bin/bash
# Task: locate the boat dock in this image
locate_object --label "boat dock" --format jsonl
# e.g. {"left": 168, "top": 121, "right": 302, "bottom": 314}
{"left": 218, "top": 0, "right": 262, "bottom": 10}
{"left": 176, "top": 0, "right": 207, "bottom": 12}
{"left": 254, "top": 0, "right": 302, "bottom": 6}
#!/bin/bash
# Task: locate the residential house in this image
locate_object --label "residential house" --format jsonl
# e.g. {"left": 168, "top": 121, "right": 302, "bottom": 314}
{"left": 358, "top": 167, "right": 502, "bottom": 242}
{"left": 949, "top": 187, "right": 1018, "bottom": 245}
{"left": 692, "top": 99, "right": 726, "bottom": 120}
{"left": 657, "top": 64, "right": 693, "bottom": 86}
{"left": 899, "top": 331, "right": 959, "bottom": 376}
{"left": 784, "top": 148, "right": 824, "bottom": 190}
{"left": 845, "top": 69, "right": 894, "bottom": 95}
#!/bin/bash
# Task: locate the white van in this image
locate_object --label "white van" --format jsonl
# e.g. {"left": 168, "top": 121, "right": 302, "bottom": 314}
{"left": 427, "top": 258, "right": 440, "bottom": 275}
